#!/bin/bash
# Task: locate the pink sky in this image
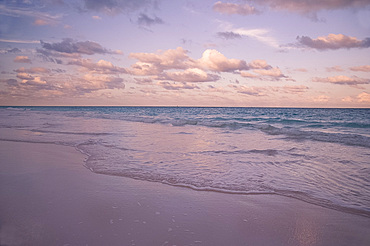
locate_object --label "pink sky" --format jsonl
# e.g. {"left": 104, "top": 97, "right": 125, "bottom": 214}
{"left": 0, "top": 0, "right": 370, "bottom": 107}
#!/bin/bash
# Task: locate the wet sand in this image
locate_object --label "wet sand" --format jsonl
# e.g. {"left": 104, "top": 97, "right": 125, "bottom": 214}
{"left": 1, "top": 140, "right": 369, "bottom": 246}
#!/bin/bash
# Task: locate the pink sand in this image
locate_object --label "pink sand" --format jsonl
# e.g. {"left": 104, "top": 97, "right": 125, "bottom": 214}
{"left": 0, "top": 140, "right": 369, "bottom": 246}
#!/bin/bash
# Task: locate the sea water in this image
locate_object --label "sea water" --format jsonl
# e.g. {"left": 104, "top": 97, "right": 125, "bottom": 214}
{"left": 0, "top": 107, "right": 369, "bottom": 217}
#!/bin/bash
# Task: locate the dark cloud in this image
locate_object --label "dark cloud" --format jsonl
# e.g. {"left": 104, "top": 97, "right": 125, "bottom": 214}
{"left": 134, "top": 78, "right": 153, "bottom": 84}
{"left": 81, "top": 0, "right": 158, "bottom": 15}
{"left": 40, "top": 38, "right": 117, "bottom": 55}
{"left": 296, "top": 34, "right": 370, "bottom": 50}
{"left": 7, "top": 48, "right": 21, "bottom": 53}
{"left": 230, "top": 85, "right": 267, "bottom": 96}
{"left": 313, "top": 75, "right": 370, "bottom": 88}
{"left": 217, "top": 31, "right": 242, "bottom": 40}
{"left": 4, "top": 79, "right": 18, "bottom": 86}
{"left": 36, "top": 48, "right": 68, "bottom": 64}
{"left": 137, "top": 13, "right": 163, "bottom": 26}
{"left": 158, "top": 82, "right": 199, "bottom": 90}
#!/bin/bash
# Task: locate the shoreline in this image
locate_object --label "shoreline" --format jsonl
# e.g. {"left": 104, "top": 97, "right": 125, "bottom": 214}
{"left": 1, "top": 140, "right": 370, "bottom": 246}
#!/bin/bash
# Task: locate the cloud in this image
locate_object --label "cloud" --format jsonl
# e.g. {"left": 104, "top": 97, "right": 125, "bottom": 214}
{"left": 240, "top": 59, "right": 290, "bottom": 81}
{"left": 33, "top": 19, "right": 53, "bottom": 26}
{"left": 0, "top": 4, "right": 62, "bottom": 25}
{"left": 248, "top": 59, "right": 272, "bottom": 69}
{"left": 279, "top": 85, "right": 309, "bottom": 94}
{"left": 230, "top": 85, "right": 267, "bottom": 96}
{"left": 129, "top": 48, "right": 247, "bottom": 82}
{"left": 198, "top": 49, "right": 248, "bottom": 72}
{"left": 40, "top": 38, "right": 122, "bottom": 55}
{"left": 14, "top": 56, "right": 31, "bottom": 63}
{"left": 137, "top": 13, "right": 164, "bottom": 26}
{"left": 252, "top": 0, "right": 370, "bottom": 13}
{"left": 232, "top": 28, "right": 279, "bottom": 48}
{"left": 296, "top": 34, "right": 370, "bottom": 50}
{"left": 68, "top": 59, "right": 127, "bottom": 74}
{"left": 15, "top": 67, "right": 51, "bottom": 74}
{"left": 294, "top": 68, "right": 308, "bottom": 72}
{"left": 357, "top": 92, "right": 370, "bottom": 103}
{"left": 92, "top": 15, "right": 102, "bottom": 20}
{"left": 213, "top": 1, "right": 260, "bottom": 15}
{"left": 16, "top": 73, "right": 47, "bottom": 86}
{"left": 341, "top": 96, "right": 353, "bottom": 103}
{"left": 342, "top": 92, "right": 370, "bottom": 103}
{"left": 0, "top": 39, "right": 39, "bottom": 44}
{"left": 240, "top": 71, "right": 258, "bottom": 78}
{"left": 248, "top": 68, "right": 288, "bottom": 80}
{"left": 3, "top": 79, "right": 18, "bottom": 86}
{"left": 134, "top": 78, "right": 153, "bottom": 84}
{"left": 129, "top": 62, "right": 163, "bottom": 76}
{"left": 36, "top": 49, "right": 66, "bottom": 64}
{"left": 129, "top": 47, "right": 193, "bottom": 73}
{"left": 326, "top": 66, "right": 344, "bottom": 72}
{"left": 350, "top": 65, "right": 370, "bottom": 72}
{"left": 161, "top": 68, "right": 220, "bottom": 82}
{"left": 5, "top": 48, "right": 21, "bottom": 53}
{"left": 81, "top": 0, "right": 157, "bottom": 15}
{"left": 79, "top": 74, "right": 125, "bottom": 91}
{"left": 158, "top": 82, "right": 199, "bottom": 90}
{"left": 128, "top": 47, "right": 296, "bottom": 89}
{"left": 16, "top": 72, "right": 34, "bottom": 80}
{"left": 129, "top": 48, "right": 289, "bottom": 84}
{"left": 217, "top": 31, "right": 242, "bottom": 40}
{"left": 313, "top": 95, "right": 330, "bottom": 102}
{"left": 313, "top": 75, "right": 370, "bottom": 88}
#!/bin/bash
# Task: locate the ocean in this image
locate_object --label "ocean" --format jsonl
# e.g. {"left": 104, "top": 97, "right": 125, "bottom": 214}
{"left": 0, "top": 106, "right": 369, "bottom": 217}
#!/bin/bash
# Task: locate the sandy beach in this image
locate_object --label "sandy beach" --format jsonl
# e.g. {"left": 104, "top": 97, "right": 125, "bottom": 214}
{"left": 1, "top": 140, "right": 369, "bottom": 246}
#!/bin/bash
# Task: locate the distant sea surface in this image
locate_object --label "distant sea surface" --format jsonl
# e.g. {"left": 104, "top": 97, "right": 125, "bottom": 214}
{"left": 1, "top": 107, "right": 369, "bottom": 216}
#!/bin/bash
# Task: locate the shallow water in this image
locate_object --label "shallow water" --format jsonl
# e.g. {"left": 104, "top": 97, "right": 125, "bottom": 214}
{"left": 1, "top": 106, "right": 369, "bottom": 216}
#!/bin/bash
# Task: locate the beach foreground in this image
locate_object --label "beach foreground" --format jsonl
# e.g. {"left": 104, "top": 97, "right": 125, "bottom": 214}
{"left": 0, "top": 141, "right": 369, "bottom": 246}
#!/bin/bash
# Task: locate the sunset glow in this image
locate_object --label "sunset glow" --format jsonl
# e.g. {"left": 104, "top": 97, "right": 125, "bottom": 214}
{"left": 0, "top": 0, "right": 369, "bottom": 107}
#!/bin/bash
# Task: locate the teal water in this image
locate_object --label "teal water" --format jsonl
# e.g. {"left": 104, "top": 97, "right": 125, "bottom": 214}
{"left": 1, "top": 107, "right": 369, "bottom": 216}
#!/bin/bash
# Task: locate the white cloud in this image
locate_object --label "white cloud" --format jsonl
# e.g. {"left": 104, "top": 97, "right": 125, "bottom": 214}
{"left": 161, "top": 68, "right": 220, "bottom": 82}
{"left": 197, "top": 49, "right": 248, "bottom": 72}
{"left": 232, "top": 28, "right": 279, "bottom": 48}
{"left": 0, "top": 39, "right": 40, "bottom": 44}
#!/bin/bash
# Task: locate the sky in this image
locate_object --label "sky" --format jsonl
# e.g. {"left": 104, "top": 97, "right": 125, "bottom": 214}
{"left": 0, "top": 0, "right": 370, "bottom": 107}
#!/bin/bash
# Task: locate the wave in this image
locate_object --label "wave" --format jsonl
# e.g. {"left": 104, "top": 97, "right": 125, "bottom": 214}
{"left": 1, "top": 106, "right": 369, "bottom": 218}
{"left": 83, "top": 160, "right": 370, "bottom": 218}
{"left": 258, "top": 124, "right": 370, "bottom": 148}
{"left": 196, "top": 149, "right": 279, "bottom": 156}
{"left": 108, "top": 114, "right": 370, "bottom": 148}
{"left": 30, "top": 129, "right": 112, "bottom": 136}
